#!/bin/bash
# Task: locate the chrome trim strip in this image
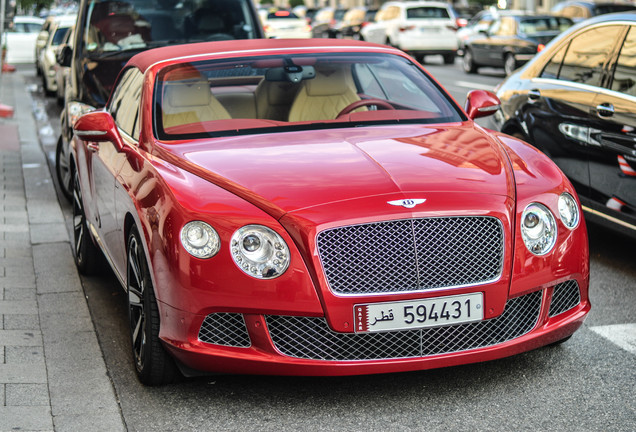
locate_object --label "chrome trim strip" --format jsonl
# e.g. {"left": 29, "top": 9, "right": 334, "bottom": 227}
{"left": 530, "top": 77, "right": 636, "bottom": 105}
{"left": 74, "top": 129, "right": 108, "bottom": 137}
{"left": 582, "top": 205, "right": 636, "bottom": 232}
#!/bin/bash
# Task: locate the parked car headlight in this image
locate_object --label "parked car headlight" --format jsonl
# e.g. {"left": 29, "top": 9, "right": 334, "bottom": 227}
{"left": 180, "top": 221, "right": 221, "bottom": 259}
{"left": 521, "top": 203, "right": 557, "bottom": 256}
{"left": 558, "top": 193, "right": 579, "bottom": 230}
{"left": 231, "top": 225, "right": 290, "bottom": 279}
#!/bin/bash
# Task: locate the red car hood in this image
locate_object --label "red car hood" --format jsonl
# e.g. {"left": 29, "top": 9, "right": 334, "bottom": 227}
{"left": 158, "top": 123, "right": 514, "bottom": 219}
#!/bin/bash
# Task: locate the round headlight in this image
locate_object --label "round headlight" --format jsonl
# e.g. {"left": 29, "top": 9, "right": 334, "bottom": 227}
{"left": 558, "top": 192, "right": 579, "bottom": 230}
{"left": 521, "top": 203, "right": 557, "bottom": 256}
{"left": 231, "top": 225, "right": 290, "bottom": 279}
{"left": 180, "top": 221, "right": 220, "bottom": 259}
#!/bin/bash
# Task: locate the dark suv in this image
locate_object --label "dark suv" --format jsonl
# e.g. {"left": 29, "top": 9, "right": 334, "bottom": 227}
{"left": 55, "top": 0, "right": 264, "bottom": 199}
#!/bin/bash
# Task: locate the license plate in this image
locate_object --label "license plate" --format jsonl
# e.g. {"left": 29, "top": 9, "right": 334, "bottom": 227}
{"left": 354, "top": 292, "right": 483, "bottom": 333}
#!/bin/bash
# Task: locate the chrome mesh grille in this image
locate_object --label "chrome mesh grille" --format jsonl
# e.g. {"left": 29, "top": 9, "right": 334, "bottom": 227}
{"left": 317, "top": 216, "right": 503, "bottom": 295}
{"left": 198, "top": 313, "right": 251, "bottom": 348}
{"left": 548, "top": 280, "right": 581, "bottom": 317}
{"left": 266, "top": 291, "right": 541, "bottom": 361}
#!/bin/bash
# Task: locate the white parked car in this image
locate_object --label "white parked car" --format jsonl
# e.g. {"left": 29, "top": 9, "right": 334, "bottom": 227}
{"left": 4, "top": 16, "right": 45, "bottom": 64}
{"left": 262, "top": 10, "right": 311, "bottom": 39}
{"left": 38, "top": 15, "right": 76, "bottom": 95}
{"left": 360, "top": 1, "right": 459, "bottom": 64}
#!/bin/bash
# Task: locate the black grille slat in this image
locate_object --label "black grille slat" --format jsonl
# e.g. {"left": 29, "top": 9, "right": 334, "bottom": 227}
{"left": 266, "top": 291, "right": 542, "bottom": 361}
{"left": 198, "top": 313, "right": 251, "bottom": 348}
{"left": 548, "top": 280, "right": 581, "bottom": 317}
{"left": 317, "top": 217, "right": 503, "bottom": 295}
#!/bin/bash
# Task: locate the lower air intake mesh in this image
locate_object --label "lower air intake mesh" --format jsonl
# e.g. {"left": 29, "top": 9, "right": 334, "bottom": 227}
{"left": 198, "top": 313, "right": 251, "bottom": 348}
{"left": 266, "top": 290, "right": 541, "bottom": 361}
{"left": 548, "top": 280, "right": 581, "bottom": 317}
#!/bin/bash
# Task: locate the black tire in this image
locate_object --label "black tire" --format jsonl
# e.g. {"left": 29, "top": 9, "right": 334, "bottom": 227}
{"left": 72, "top": 168, "right": 101, "bottom": 275}
{"left": 127, "top": 226, "right": 179, "bottom": 386}
{"left": 504, "top": 53, "right": 517, "bottom": 76}
{"left": 55, "top": 135, "right": 73, "bottom": 202}
{"left": 463, "top": 49, "right": 478, "bottom": 74}
{"left": 443, "top": 53, "right": 455, "bottom": 65}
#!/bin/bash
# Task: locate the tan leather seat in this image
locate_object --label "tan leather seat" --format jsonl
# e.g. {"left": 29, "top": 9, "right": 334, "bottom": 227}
{"left": 288, "top": 65, "right": 363, "bottom": 122}
{"left": 254, "top": 79, "right": 300, "bottom": 121}
{"left": 162, "top": 68, "right": 231, "bottom": 129}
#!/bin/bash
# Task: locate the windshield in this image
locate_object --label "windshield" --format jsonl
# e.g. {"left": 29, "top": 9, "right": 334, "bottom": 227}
{"left": 153, "top": 52, "right": 463, "bottom": 140}
{"left": 84, "top": 0, "right": 260, "bottom": 53}
{"left": 52, "top": 27, "right": 71, "bottom": 45}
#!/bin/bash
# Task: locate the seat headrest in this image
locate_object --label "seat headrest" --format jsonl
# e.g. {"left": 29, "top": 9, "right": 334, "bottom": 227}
{"left": 305, "top": 67, "right": 349, "bottom": 97}
{"left": 163, "top": 79, "right": 211, "bottom": 108}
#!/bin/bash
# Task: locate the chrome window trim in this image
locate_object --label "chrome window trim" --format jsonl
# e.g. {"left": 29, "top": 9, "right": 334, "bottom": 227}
{"left": 582, "top": 205, "right": 636, "bottom": 232}
{"left": 530, "top": 76, "right": 636, "bottom": 105}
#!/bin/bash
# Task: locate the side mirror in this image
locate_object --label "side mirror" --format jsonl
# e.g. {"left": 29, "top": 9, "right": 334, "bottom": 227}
{"left": 464, "top": 90, "right": 500, "bottom": 120}
{"left": 73, "top": 111, "right": 124, "bottom": 150}
{"left": 57, "top": 45, "right": 72, "bottom": 67}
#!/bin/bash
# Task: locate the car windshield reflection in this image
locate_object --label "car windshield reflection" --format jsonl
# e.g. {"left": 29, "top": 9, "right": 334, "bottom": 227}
{"left": 154, "top": 53, "right": 463, "bottom": 140}
{"left": 85, "top": 0, "right": 259, "bottom": 54}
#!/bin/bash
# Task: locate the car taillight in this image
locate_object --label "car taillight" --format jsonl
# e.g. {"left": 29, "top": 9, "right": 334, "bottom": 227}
{"left": 304, "top": 25, "right": 312, "bottom": 33}
{"left": 399, "top": 25, "right": 415, "bottom": 32}
{"left": 537, "top": 44, "right": 545, "bottom": 53}
{"left": 456, "top": 18, "right": 467, "bottom": 27}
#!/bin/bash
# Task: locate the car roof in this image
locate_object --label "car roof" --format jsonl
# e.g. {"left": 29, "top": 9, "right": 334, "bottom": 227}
{"left": 127, "top": 39, "right": 399, "bottom": 73}
{"left": 13, "top": 15, "right": 45, "bottom": 24}
{"left": 50, "top": 14, "right": 76, "bottom": 27}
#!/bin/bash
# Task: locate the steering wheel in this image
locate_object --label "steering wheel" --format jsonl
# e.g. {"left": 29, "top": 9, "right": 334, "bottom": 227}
{"left": 336, "top": 99, "right": 395, "bottom": 118}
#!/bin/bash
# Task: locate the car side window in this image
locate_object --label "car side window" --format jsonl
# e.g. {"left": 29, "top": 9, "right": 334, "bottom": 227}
{"left": 558, "top": 25, "right": 623, "bottom": 87}
{"left": 110, "top": 68, "right": 144, "bottom": 141}
{"left": 610, "top": 26, "right": 636, "bottom": 97}
{"left": 540, "top": 42, "right": 569, "bottom": 79}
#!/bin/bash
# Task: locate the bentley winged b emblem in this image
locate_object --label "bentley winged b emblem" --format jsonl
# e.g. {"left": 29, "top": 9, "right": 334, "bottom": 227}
{"left": 387, "top": 198, "right": 427, "bottom": 209}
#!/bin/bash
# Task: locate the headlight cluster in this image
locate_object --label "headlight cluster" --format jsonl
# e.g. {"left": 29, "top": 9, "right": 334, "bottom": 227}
{"left": 180, "top": 221, "right": 221, "bottom": 259}
{"left": 520, "top": 193, "right": 580, "bottom": 256}
{"left": 230, "top": 225, "right": 290, "bottom": 279}
{"left": 180, "top": 222, "right": 290, "bottom": 279}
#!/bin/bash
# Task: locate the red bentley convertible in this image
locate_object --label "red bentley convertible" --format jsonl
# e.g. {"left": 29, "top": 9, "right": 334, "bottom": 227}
{"left": 70, "top": 39, "right": 590, "bottom": 385}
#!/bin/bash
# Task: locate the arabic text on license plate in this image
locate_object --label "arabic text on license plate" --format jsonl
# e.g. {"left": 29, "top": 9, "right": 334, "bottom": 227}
{"left": 354, "top": 292, "right": 483, "bottom": 333}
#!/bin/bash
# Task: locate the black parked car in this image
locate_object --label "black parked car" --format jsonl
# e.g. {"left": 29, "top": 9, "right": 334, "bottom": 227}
{"left": 493, "top": 13, "right": 636, "bottom": 239}
{"left": 463, "top": 14, "right": 573, "bottom": 75}
{"left": 55, "top": 0, "right": 265, "bottom": 200}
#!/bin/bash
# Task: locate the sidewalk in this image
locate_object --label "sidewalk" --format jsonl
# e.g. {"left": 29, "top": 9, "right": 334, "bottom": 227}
{"left": 0, "top": 68, "right": 126, "bottom": 431}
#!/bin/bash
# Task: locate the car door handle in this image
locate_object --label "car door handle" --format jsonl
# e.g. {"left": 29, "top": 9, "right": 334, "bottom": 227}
{"left": 596, "top": 103, "right": 615, "bottom": 117}
{"left": 87, "top": 143, "right": 99, "bottom": 152}
{"left": 528, "top": 89, "right": 541, "bottom": 101}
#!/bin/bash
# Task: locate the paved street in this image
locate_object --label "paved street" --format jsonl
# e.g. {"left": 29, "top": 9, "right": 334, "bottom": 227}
{"left": 0, "top": 58, "right": 634, "bottom": 431}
